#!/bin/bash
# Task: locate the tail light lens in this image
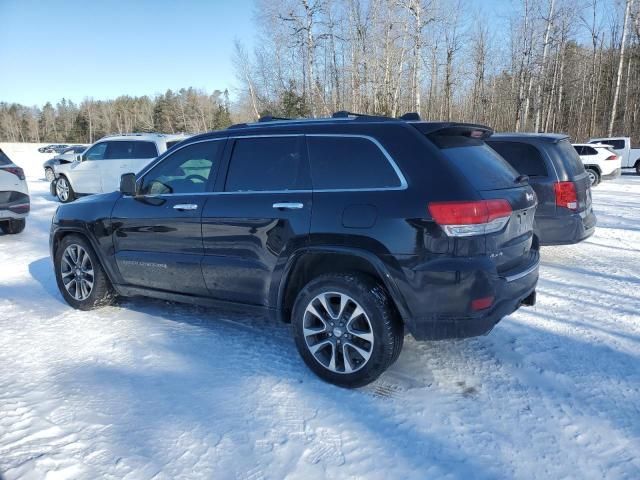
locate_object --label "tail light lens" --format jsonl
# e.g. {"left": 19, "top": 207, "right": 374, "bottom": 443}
{"left": 428, "top": 199, "right": 512, "bottom": 237}
{"left": 605, "top": 155, "right": 618, "bottom": 161}
{"left": 554, "top": 181, "right": 578, "bottom": 210}
{"left": 1, "top": 166, "right": 25, "bottom": 180}
{"left": 471, "top": 296, "right": 495, "bottom": 311}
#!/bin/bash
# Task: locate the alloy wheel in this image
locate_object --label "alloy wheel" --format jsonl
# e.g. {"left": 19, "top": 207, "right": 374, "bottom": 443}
{"left": 303, "top": 292, "right": 374, "bottom": 374}
{"left": 587, "top": 170, "right": 597, "bottom": 186}
{"left": 60, "top": 244, "right": 94, "bottom": 301}
{"left": 45, "top": 168, "right": 55, "bottom": 182}
{"left": 56, "top": 178, "right": 69, "bottom": 201}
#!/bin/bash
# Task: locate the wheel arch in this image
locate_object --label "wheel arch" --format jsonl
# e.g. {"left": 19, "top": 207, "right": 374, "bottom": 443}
{"left": 274, "top": 246, "right": 411, "bottom": 324}
{"left": 583, "top": 164, "right": 601, "bottom": 175}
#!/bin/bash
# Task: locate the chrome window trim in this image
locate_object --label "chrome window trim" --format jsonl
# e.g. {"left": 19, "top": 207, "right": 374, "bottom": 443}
{"left": 135, "top": 133, "right": 408, "bottom": 196}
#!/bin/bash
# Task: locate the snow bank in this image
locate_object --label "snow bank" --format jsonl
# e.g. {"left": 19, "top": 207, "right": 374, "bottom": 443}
{"left": 0, "top": 142, "right": 58, "bottom": 179}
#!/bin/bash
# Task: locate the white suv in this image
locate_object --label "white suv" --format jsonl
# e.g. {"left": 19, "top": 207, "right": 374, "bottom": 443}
{"left": 573, "top": 143, "right": 622, "bottom": 187}
{"left": 0, "top": 149, "right": 29, "bottom": 234}
{"left": 55, "top": 133, "right": 189, "bottom": 202}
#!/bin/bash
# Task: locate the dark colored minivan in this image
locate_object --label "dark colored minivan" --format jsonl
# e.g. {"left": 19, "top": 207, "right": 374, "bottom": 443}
{"left": 50, "top": 114, "right": 539, "bottom": 387}
{"left": 487, "top": 134, "right": 596, "bottom": 246}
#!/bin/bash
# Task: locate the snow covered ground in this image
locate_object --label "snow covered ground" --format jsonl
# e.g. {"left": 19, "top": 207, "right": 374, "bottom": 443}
{"left": 1, "top": 144, "right": 639, "bottom": 480}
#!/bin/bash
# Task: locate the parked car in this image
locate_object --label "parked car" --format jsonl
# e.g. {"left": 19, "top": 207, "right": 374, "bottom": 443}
{"left": 0, "top": 148, "right": 29, "bottom": 234}
{"left": 43, "top": 145, "right": 89, "bottom": 182}
{"left": 588, "top": 137, "right": 640, "bottom": 174}
{"left": 573, "top": 143, "right": 621, "bottom": 186}
{"left": 54, "top": 133, "right": 189, "bottom": 203}
{"left": 487, "top": 133, "right": 596, "bottom": 246}
{"left": 50, "top": 114, "right": 539, "bottom": 387}
{"left": 38, "top": 144, "right": 69, "bottom": 154}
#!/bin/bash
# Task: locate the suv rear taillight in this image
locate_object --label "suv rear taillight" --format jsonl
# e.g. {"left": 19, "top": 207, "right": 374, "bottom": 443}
{"left": 605, "top": 155, "right": 618, "bottom": 161}
{"left": 554, "top": 181, "right": 577, "bottom": 210}
{"left": 1, "top": 166, "right": 25, "bottom": 180}
{"left": 428, "top": 200, "right": 512, "bottom": 237}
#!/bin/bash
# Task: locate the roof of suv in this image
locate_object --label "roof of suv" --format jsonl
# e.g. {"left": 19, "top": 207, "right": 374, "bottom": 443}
{"left": 98, "top": 133, "right": 190, "bottom": 144}
{"left": 490, "top": 132, "right": 569, "bottom": 143}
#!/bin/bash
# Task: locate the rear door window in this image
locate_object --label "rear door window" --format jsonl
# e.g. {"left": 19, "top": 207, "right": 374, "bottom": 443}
{"left": 105, "top": 141, "right": 134, "bottom": 160}
{"left": 132, "top": 141, "right": 158, "bottom": 158}
{"left": 307, "top": 136, "right": 402, "bottom": 190}
{"left": 224, "top": 136, "right": 309, "bottom": 192}
{"left": 487, "top": 141, "right": 548, "bottom": 177}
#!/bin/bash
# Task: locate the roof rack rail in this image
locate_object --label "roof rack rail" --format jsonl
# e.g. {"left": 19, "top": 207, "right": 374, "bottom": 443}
{"left": 258, "top": 115, "right": 292, "bottom": 122}
{"left": 102, "top": 132, "right": 165, "bottom": 138}
{"left": 399, "top": 112, "right": 421, "bottom": 121}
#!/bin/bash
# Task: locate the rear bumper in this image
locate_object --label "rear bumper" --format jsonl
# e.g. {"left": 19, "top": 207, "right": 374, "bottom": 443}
{"left": 0, "top": 191, "right": 30, "bottom": 220}
{"left": 602, "top": 168, "right": 621, "bottom": 180}
{"left": 394, "top": 250, "right": 539, "bottom": 341}
{"left": 535, "top": 210, "right": 596, "bottom": 246}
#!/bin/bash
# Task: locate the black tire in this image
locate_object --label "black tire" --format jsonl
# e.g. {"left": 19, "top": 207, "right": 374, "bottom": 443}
{"left": 55, "top": 176, "right": 75, "bottom": 203}
{"left": 586, "top": 168, "right": 600, "bottom": 187}
{"left": 635, "top": 161, "right": 640, "bottom": 175}
{"left": 0, "top": 218, "right": 26, "bottom": 234}
{"left": 45, "top": 167, "right": 55, "bottom": 183}
{"left": 292, "top": 273, "right": 403, "bottom": 388}
{"left": 54, "top": 234, "right": 115, "bottom": 310}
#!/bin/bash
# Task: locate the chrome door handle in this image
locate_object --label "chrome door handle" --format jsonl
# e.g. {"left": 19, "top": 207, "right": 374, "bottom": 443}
{"left": 273, "top": 202, "right": 304, "bottom": 210}
{"left": 173, "top": 203, "right": 198, "bottom": 211}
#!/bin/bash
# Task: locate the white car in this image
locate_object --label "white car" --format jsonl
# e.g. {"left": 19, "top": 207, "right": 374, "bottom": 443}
{"left": 0, "top": 148, "right": 29, "bottom": 234}
{"left": 54, "top": 133, "right": 189, "bottom": 203}
{"left": 588, "top": 137, "right": 640, "bottom": 174}
{"left": 573, "top": 143, "right": 622, "bottom": 187}
{"left": 44, "top": 145, "right": 89, "bottom": 182}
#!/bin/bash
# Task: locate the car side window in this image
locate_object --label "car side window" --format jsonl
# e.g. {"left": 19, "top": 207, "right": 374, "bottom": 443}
{"left": 584, "top": 147, "right": 598, "bottom": 155}
{"left": 224, "top": 136, "right": 309, "bottom": 192}
{"left": 105, "top": 141, "right": 134, "bottom": 160}
{"left": 85, "top": 142, "right": 108, "bottom": 161}
{"left": 487, "top": 141, "right": 548, "bottom": 177}
{"left": 307, "top": 136, "right": 401, "bottom": 190}
{"left": 140, "top": 141, "right": 222, "bottom": 195}
{"left": 132, "top": 141, "right": 158, "bottom": 159}
{"left": 574, "top": 146, "right": 584, "bottom": 155}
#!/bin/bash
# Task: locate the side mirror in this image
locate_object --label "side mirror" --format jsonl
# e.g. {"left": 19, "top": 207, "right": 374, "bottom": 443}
{"left": 120, "top": 173, "right": 138, "bottom": 196}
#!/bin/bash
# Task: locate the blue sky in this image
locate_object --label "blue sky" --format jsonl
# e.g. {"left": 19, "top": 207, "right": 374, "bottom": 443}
{"left": 0, "top": 0, "right": 255, "bottom": 106}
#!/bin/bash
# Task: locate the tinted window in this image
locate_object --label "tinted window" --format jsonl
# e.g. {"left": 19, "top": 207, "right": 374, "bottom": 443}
{"left": 141, "top": 141, "right": 222, "bottom": 195}
{"left": 0, "top": 149, "right": 12, "bottom": 166}
{"left": 85, "top": 142, "right": 107, "bottom": 161}
{"left": 307, "top": 136, "right": 401, "bottom": 189}
{"left": 556, "top": 139, "right": 586, "bottom": 176}
{"left": 166, "top": 140, "right": 182, "bottom": 150}
{"left": 132, "top": 141, "right": 157, "bottom": 158}
{"left": 439, "top": 143, "right": 520, "bottom": 190}
{"left": 487, "top": 141, "right": 548, "bottom": 177}
{"left": 225, "top": 136, "right": 308, "bottom": 192}
{"left": 104, "top": 141, "right": 134, "bottom": 159}
{"left": 592, "top": 139, "right": 625, "bottom": 150}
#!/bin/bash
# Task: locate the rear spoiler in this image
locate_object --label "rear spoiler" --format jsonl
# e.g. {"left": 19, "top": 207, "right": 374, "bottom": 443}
{"left": 409, "top": 122, "right": 494, "bottom": 140}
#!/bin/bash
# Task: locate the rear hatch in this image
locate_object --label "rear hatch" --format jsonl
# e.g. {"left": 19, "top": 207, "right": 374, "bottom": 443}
{"left": 417, "top": 125, "right": 538, "bottom": 273}
{"left": 553, "top": 139, "right": 592, "bottom": 216}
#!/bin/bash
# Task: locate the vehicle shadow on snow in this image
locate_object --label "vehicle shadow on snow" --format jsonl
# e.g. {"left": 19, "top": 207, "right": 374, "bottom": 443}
{"left": 49, "top": 297, "right": 497, "bottom": 478}
{"left": 48, "top": 290, "right": 640, "bottom": 477}
{"left": 28, "top": 257, "right": 67, "bottom": 306}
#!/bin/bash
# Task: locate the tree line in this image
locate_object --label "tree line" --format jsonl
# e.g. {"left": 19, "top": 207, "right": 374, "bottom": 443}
{"left": 2, "top": 0, "right": 639, "bottom": 145}
{"left": 233, "top": 0, "right": 640, "bottom": 142}
{"left": 0, "top": 88, "right": 232, "bottom": 144}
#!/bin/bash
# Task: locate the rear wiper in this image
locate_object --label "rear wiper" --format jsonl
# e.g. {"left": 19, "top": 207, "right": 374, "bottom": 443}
{"left": 515, "top": 174, "right": 529, "bottom": 184}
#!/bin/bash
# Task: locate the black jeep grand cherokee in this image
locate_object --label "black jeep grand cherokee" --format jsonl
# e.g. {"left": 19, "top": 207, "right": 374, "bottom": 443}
{"left": 50, "top": 113, "right": 539, "bottom": 387}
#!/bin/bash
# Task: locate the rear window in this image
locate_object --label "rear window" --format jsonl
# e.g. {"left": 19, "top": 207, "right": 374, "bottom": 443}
{"left": 435, "top": 141, "right": 519, "bottom": 191}
{"left": 307, "top": 136, "right": 401, "bottom": 190}
{"left": 0, "top": 150, "right": 13, "bottom": 166}
{"left": 166, "top": 140, "right": 182, "bottom": 150}
{"left": 556, "top": 139, "right": 586, "bottom": 176}
{"left": 487, "top": 141, "right": 548, "bottom": 177}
